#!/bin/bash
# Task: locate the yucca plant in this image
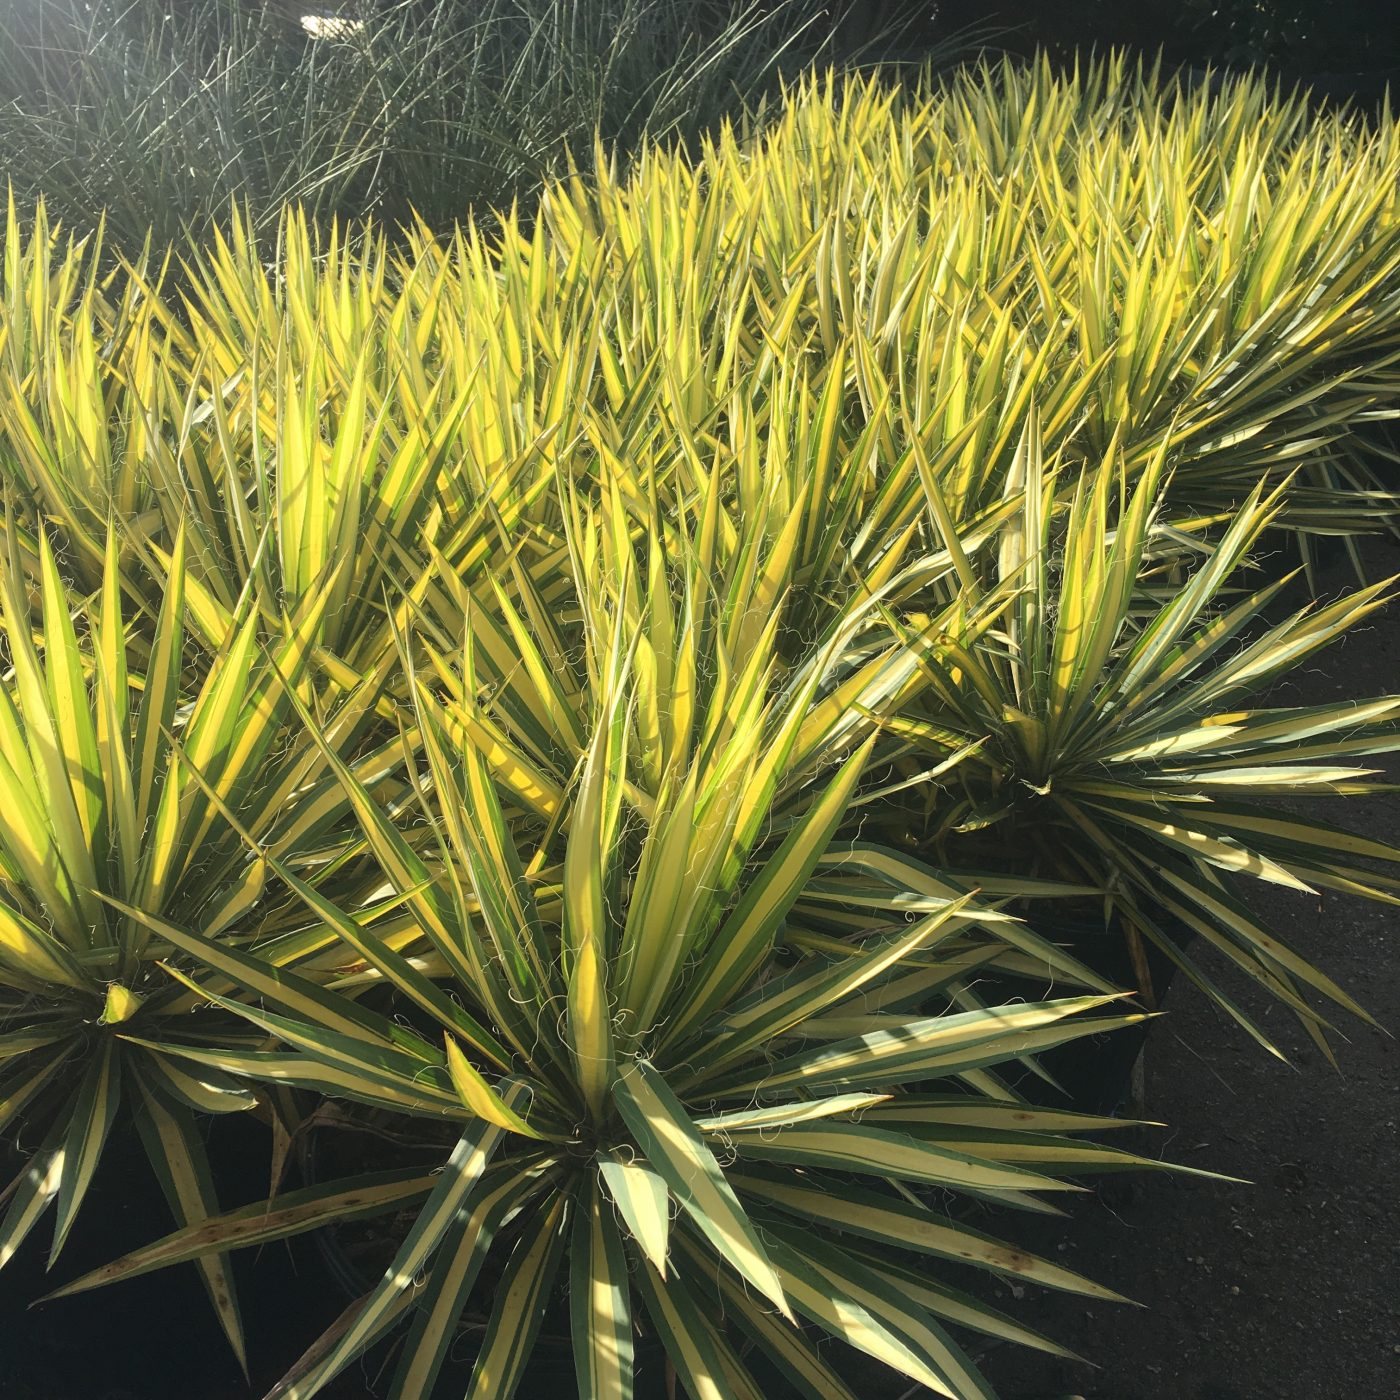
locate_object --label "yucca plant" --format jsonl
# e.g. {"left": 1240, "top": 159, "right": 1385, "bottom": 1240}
{"left": 12, "top": 55, "right": 1400, "bottom": 650}
{"left": 877, "top": 436, "right": 1400, "bottom": 1055}
{"left": 0, "top": 199, "right": 159, "bottom": 593}
{"left": 0, "top": 206, "right": 525, "bottom": 674}
{"left": 41, "top": 499, "right": 1176, "bottom": 1400}
{"left": 0, "top": 524, "right": 400, "bottom": 1363}
{"left": 531, "top": 57, "right": 1400, "bottom": 557}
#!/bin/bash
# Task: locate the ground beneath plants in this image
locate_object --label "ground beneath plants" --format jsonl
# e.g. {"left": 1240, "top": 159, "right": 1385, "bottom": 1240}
{"left": 2, "top": 547, "right": 1397, "bottom": 1400}
{"left": 974, "top": 889, "right": 1400, "bottom": 1400}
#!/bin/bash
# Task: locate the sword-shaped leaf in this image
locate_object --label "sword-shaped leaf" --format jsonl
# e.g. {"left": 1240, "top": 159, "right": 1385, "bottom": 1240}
{"left": 612, "top": 1059, "right": 790, "bottom": 1319}
{"left": 462, "top": 1193, "right": 570, "bottom": 1400}
{"left": 570, "top": 1181, "right": 635, "bottom": 1400}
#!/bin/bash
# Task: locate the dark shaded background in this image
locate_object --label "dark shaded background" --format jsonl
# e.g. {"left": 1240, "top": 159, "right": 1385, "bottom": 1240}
{"left": 879, "top": 0, "right": 1400, "bottom": 70}
{"left": 800, "top": 0, "right": 1400, "bottom": 108}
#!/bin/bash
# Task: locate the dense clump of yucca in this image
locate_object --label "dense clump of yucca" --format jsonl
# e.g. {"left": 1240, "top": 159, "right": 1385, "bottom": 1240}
{"left": 6, "top": 53, "right": 1400, "bottom": 1030}
{"left": 17, "top": 54, "right": 1400, "bottom": 587}
{"left": 3, "top": 56, "right": 1400, "bottom": 1397}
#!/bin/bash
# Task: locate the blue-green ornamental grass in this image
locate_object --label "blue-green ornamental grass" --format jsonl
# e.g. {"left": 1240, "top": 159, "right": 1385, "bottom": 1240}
{"left": 0, "top": 0, "right": 869, "bottom": 252}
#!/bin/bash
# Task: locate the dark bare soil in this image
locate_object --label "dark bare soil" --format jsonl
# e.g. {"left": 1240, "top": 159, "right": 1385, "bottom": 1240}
{"left": 975, "top": 894, "right": 1400, "bottom": 1400}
